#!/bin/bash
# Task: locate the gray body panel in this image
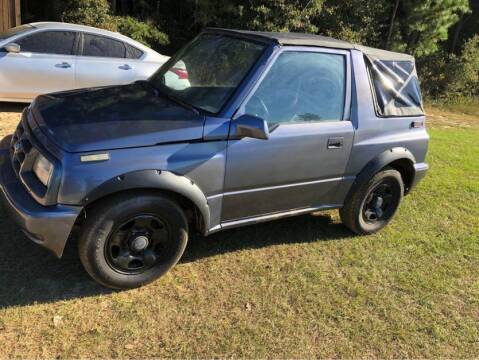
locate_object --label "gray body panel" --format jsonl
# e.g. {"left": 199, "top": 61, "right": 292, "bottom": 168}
{"left": 345, "top": 50, "right": 428, "bottom": 175}
{"left": 0, "top": 31, "right": 429, "bottom": 258}
{"left": 221, "top": 121, "right": 354, "bottom": 221}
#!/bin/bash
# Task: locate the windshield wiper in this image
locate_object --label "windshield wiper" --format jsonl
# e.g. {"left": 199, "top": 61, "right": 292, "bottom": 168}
{"left": 141, "top": 80, "right": 200, "bottom": 115}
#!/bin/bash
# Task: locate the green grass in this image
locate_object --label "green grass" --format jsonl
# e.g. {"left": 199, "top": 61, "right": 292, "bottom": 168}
{"left": 0, "top": 110, "right": 478, "bottom": 358}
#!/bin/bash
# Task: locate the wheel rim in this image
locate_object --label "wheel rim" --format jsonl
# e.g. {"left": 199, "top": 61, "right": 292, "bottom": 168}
{"left": 362, "top": 180, "right": 397, "bottom": 223}
{"left": 105, "top": 215, "right": 170, "bottom": 274}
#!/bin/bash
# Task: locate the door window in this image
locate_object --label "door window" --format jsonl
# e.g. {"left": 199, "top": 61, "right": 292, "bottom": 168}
{"left": 244, "top": 51, "right": 346, "bottom": 124}
{"left": 82, "top": 34, "right": 126, "bottom": 58}
{"left": 16, "top": 31, "right": 76, "bottom": 55}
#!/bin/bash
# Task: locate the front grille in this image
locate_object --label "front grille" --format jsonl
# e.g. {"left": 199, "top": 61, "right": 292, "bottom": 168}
{"left": 10, "top": 119, "right": 33, "bottom": 177}
{"left": 8, "top": 109, "right": 59, "bottom": 206}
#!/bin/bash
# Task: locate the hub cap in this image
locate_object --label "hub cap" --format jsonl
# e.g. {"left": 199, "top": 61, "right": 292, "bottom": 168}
{"left": 362, "top": 182, "right": 394, "bottom": 223}
{"left": 105, "top": 215, "right": 169, "bottom": 274}
{"left": 130, "top": 235, "right": 149, "bottom": 252}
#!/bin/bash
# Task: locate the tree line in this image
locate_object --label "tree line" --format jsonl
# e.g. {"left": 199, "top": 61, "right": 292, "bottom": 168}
{"left": 20, "top": 0, "right": 479, "bottom": 102}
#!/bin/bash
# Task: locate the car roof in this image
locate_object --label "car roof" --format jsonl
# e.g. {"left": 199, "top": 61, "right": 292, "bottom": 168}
{"left": 30, "top": 22, "right": 152, "bottom": 51}
{"left": 206, "top": 28, "right": 414, "bottom": 61}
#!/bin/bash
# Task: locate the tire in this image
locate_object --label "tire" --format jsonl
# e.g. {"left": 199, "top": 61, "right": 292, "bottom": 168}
{"left": 340, "top": 168, "right": 404, "bottom": 235}
{"left": 78, "top": 193, "right": 188, "bottom": 289}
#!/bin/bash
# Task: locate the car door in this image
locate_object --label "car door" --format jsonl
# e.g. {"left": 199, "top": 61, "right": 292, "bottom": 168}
{"left": 75, "top": 33, "right": 138, "bottom": 88}
{"left": 0, "top": 30, "right": 77, "bottom": 101}
{"left": 221, "top": 48, "right": 354, "bottom": 222}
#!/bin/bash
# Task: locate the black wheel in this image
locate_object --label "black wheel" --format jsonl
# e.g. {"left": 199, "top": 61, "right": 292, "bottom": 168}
{"left": 78, "top": 193, "right": 188, "bottom": 289}
{"left": 340, "top": 168, "right": 404, "bottom": 235}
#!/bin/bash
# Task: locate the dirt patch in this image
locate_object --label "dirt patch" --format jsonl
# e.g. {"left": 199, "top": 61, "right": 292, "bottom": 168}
{"left": 425, "top": 105, "right": 479, "bottom": 129}
{"left": 0, "top": 103, "right": 24, "bottom": 138}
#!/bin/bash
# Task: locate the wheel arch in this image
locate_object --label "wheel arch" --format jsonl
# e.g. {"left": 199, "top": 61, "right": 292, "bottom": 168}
{"left": 349, "top": 147, "right": 417, "bottom": 200}
{"left": 387, "top": 158, "right": 415, "bottom": 194}
{"left": 80, "top": 170, "right": 210, "bottom": 235}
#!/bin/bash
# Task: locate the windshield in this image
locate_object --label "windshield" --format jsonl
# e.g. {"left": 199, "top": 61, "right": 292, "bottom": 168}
{"left": 0, "top": 24, "right": 32, "bottom": 41}
{"left": 149, "top": 33, "right": 266, "bottom": 113}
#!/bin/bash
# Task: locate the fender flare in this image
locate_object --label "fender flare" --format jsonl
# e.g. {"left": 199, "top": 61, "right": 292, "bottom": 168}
{"left": 347, "top": 147, "right": 416, "bottom": 199}
{"left": 83, "top": 170, "right": 210, "bottom": 234}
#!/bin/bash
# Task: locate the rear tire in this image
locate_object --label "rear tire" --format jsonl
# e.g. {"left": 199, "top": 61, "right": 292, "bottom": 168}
{"left": 340, "top": 168, "right": 404, "bottom": 235}
{"left": 78, "top": 193, "right": 188, "bottom": 289}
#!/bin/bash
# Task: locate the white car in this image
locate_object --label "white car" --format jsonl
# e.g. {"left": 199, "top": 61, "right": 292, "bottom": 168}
{"left": 164, "top": 60, "right": 191, "bottom": 90}
{"left": 0, "top": 22, "right": 170, "bottom": 103}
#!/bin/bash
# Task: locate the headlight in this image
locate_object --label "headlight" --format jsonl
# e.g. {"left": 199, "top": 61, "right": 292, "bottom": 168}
{"left": 33, "top": 154, "right": 53, "bottom": 187}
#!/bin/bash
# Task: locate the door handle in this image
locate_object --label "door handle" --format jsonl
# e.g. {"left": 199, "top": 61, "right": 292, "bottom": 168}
{"left": 119, "top": 64, "right": 132, "bottom": 70}
{"left": 327, "top": 137, "right": 344, "bottom": 149}
{"left": 55, "top": 62, "right": 71, "bottom": 68}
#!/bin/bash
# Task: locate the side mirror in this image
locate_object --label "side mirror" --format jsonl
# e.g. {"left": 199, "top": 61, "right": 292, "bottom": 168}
{"left": 4, "top": 43, "right": 20, "bottom": 53}
{"left": 232, "top": 114, "right": 269, "bottom": 140}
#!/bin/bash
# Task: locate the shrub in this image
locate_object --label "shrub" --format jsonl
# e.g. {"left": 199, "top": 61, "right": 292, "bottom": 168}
{"left": 61, "top": 0, "right": 168, "bottom": 47}
{"left": 114, "top": 16, "right": 169, "bottom": 47}
{"left": 418, "top": 35, "right": 479, "bottom": 102}
{"left": 454, "top": 35, "right": 479, "bottom": 98}
{"left": 62, "top": 0, "right": 115, "bottom": 31}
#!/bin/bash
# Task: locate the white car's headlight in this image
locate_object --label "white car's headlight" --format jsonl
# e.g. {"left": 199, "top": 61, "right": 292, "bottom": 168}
{"left": 33, "top": 154, "right": 53, "bottom": 187}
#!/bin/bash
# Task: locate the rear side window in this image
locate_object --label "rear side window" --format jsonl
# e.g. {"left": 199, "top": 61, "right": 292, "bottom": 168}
{"left": 126, "top": 44, "right": 143, "bottom": 59}
{"left": 83, "top": 34, "right": 126, "bottom": 58}
{"left": 367, "top": 58, "right": 423, "bottom": 117}
{"left": 16, "top": 31, "right": 76, "bottom": 55}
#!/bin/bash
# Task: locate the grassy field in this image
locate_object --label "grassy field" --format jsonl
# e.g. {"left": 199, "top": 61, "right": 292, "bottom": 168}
{"left": 0, "top": 103, "right": 478, "bottom": 358}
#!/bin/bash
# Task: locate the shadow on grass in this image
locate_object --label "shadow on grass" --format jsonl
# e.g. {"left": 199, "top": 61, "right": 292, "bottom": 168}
{"left": 0, "top": 206, "right": 352, "bottom": 308}
{"left": 0, "top": 102, "right": 26, "bottom": 113}
{"left": 184, "top": 213, "right": 353, "bottom": 263}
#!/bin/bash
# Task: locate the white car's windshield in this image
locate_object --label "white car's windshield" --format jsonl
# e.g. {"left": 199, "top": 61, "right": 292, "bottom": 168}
{"left": 0, "top": 24, "right": 32, "bottom": 41}
{"left": 149, "top": 33, "right": 266, "bottom": 113}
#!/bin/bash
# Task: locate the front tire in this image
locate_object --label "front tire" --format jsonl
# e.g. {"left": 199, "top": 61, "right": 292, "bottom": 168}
{"left": 78, "top": 193, "right": 188, "bottom": 289}
{"left": 340, "top": 168, "right": 404, "bottom": 235}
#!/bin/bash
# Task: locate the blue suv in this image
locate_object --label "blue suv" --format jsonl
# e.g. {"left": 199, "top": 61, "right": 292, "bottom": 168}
{"left": 0, "top": 29, "right": 429, "bottom": 289}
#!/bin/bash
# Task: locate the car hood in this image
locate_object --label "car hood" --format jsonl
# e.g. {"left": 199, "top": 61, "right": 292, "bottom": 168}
{"left": 31, "top": 82, "right": 205, "bottom": 153}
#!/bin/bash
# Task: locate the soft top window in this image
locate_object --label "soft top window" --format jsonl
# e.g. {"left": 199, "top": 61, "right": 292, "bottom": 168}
{"left": 367, "top": 56, "right": 424, "bottom": 117}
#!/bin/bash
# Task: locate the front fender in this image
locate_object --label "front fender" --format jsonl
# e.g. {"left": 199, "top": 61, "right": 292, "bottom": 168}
{"left": 83, "top": 170, "right": 210, "bottom": 234}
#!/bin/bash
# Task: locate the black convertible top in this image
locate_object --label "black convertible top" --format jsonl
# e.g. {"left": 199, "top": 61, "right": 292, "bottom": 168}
{"left": 206, "top": 28, "right": 414, "bottom": 61}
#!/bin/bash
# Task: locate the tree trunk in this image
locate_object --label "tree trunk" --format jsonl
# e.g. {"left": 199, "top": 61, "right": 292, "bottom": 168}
{"left": 450, "top": 14, "right": 469, "bottom": 54}
{"left": 110, "top": 0, "right": 117, "bottom": 14}
{"left": 385, "top": 0, "right": 400, "bottom": 49}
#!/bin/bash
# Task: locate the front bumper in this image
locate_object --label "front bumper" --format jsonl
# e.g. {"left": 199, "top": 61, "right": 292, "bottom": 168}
{"left": 0, "top": 136, "right": 81, "bottom": 258}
